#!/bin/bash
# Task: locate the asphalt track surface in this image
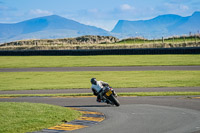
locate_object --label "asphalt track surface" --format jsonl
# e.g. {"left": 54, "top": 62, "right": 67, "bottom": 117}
{"left": 1, "top": 96, "right": 200, "bottom": 133}
{"left": 1, "top": 66, "right": 200, "bottom": 133}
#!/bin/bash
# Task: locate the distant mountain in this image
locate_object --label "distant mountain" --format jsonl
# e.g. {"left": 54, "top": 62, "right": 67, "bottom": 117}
{"left": 111, "top": 11, "right": 200, "bottom": 38}
{"left": 0, "top": 15, "right": 110, "bottom": 43}
{"left": 1, "top": 12, "right": 200, "bottom": 43}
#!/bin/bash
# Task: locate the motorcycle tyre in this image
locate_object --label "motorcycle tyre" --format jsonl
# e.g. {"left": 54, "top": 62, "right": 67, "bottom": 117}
{"left": 109, "top": 95, "right": 120, "bottom": 106}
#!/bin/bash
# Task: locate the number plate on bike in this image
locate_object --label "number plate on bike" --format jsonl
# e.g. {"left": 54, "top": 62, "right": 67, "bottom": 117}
{"left": 106, "top": 90, "right": 112, "bottom": 96}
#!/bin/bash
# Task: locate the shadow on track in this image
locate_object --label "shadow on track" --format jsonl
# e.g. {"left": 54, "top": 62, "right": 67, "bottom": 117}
{"left": 65, "top": 105, "right": 112, "bottom": 108}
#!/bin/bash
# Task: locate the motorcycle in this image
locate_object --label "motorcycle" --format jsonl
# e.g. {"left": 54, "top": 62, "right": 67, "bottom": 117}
{"left": 102, "top": 87, "right": 120, "bottom": 106}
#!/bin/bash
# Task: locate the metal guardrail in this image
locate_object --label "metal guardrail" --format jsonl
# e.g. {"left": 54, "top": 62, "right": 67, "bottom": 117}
{"left": 0, "top": 47, "right": 200, "bottom": 56}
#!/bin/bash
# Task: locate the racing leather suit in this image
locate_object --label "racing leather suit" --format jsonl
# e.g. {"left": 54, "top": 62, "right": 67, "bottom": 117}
{"left": 91, "top": 81, "right": 109, "bottom": 102}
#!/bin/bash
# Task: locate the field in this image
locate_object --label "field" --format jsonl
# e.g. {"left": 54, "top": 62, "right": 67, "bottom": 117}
{"left": 0, "top": 55, "right": 200, "bottom": 68}
{"left": 0, "top": 55, "right": 200, "bottom": 91}
{"left": 1, "top": 54, "right": 200, "bottom": 133}
{"left": 0, "top": 71, "right": 199, "bottom": 91}
{"left": 0, "top": 102, "right": 81, "bottom": 133}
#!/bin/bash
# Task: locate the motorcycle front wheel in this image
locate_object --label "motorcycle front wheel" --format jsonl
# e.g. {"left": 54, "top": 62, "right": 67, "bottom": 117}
{"left": 109, "top": 95, "right": 120, "bottom": 106}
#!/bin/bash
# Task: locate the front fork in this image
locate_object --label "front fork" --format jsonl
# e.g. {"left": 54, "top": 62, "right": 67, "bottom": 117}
{"left": 101, "top": 87, "right": 117, "bottom": 104}
{"left": 110, "top": 87, "right": 117, "bottom": 97}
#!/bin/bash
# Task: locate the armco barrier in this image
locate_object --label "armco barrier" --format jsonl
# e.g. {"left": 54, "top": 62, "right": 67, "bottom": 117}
{"left": 0, "top": 47, "right": 200, "bottom": 56}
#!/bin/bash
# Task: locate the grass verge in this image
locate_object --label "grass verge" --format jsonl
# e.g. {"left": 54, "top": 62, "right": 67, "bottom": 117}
{"left": 0, "top": 55, "right": 200, "bottom": 68}
{"left": 0, "top": 102, "right": 81, "bottom": 133}
{"left": 0, "top": 71, "right": 199, "bottom": 91}
{"left": 0, "top": 92, "right": 200, "bottom": 97}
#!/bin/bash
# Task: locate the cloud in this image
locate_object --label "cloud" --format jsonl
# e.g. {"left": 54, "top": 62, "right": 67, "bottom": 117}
{"left": 161, "top": 0, "right": 200, "bottom": 15}
{"left": 120, "top": 4, "right": 132, "bottom": 11}
{"left": 88, "top": 8, "right": 99, "bottom": 13}
{"left": 180, "top": 5, "right": 189, "bottom": 10}
{"left": 166, "top": 3, "right": 189, "bottom": 11}
{"left": 155, "top": 2, "right": 190, "bottom": 15}
{"left": 0, "top": 4, "right": 15, "bottom": 11}
{"left": 29, "top": 9, "right": 53, "bottom": 16}
{"left": 167, "top": 0, "right": 189, "bottom": 4}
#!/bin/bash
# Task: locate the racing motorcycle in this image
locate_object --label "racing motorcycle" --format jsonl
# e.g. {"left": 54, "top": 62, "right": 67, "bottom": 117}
{"left": 102, "top": 87, "right": 120, "bottom": 106}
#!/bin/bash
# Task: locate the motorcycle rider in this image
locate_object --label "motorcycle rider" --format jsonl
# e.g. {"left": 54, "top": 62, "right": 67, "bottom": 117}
{"left": 90, "top": 78, "right": 116, "bottom": 103}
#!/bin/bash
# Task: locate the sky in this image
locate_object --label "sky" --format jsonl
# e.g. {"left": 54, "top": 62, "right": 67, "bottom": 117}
{"left": 0, "top": 0, "right": 200, "bottom": 31}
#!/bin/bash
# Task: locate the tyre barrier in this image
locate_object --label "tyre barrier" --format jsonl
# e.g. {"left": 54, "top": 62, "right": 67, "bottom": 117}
{"left": 0, "top": 47, "right": 200, "bottom": 56}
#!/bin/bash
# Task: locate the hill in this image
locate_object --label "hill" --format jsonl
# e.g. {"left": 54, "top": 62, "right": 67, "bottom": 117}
{"left": 1, "top": 12, "right": 200, "bottom": 43}
{"left": 112, "top": 11, "right": 200, "bottom": 38}
{"left": 0, "top": 15, "right": 110, "bottom": 43}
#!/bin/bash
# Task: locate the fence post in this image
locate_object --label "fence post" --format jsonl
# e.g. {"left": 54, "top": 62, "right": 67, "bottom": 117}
{"left": 162, "top": 37, "right": 164, "bottom": 43}
{"left": 195, "top": 35, "right": 197, "bottom": 44}
{"left": 184, "top": 36, "right": 186, "bottom": 43}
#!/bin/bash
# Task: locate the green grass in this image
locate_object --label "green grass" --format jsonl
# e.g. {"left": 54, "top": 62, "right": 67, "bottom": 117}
{"left": 1, "top": 92, "right": 200, "bottom": 97}
{"left": 0, "top": 102, "right": 81, "bottom": 133}
{"left": 0, "top": 71, "right": 199, "bottom": 91}
{"left": 0, "top": 55, "right": 200, "bottom": 68}
{"left": 118, "top": 92, "right": 200, "bottom": 96}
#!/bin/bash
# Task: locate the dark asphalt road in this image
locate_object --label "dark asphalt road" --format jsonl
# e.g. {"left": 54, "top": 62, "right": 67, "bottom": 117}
{"left": 72, "top": 104, "right": 200, "bottom": 133}
{"left": 1, "top": 96, "right": 200, "bottom": 133}
{"left": 0, "top": 66, "right": 200, "bottom": 72}
{"left": 1, "top": 95, "right": 200, "bottom": 111}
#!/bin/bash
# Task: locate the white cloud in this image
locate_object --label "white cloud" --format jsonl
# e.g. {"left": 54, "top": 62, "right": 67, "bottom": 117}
{"left": 180, "top": 5, "right": 189, "bottom": 10}
{"left": 155, "top": 2, "right": 190, "bottom": 15}
{"left": 88, "top": 8, "right": 99, "bottom": 13}
{"left": 165, "top": 3, "right": 189, "bottom": 11}
{"left": 120, "top": 4, "right": 132, "bottom": 11}
{"left": 30, "top": 9, "right": 53, "bottom": 16}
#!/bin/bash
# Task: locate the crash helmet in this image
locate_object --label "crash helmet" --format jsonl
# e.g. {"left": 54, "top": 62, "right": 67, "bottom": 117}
{"left": 91, "top": 78, "right": 97, "bottom": 85}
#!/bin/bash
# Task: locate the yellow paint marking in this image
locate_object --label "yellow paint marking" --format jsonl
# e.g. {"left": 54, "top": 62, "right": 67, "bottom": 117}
{"left": 48, "top": 124, "right": 87, "bottom": 131}
{"left": 78, "top": 117, "right": 105, "bottom": 122}
{"left": 178, "top": 96, "right": 200, "bottom": 99}
{"left": 68, "top": 107, "right": 82, "bottom": 110}
{"left": 193, "top": 97, "right": 200, "bottom": 99}
{"left": 80, "top": 111, "right": 103, "bottom": 115}
{"left": 47, "top": 108, "right": 105, "bottom": 131}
